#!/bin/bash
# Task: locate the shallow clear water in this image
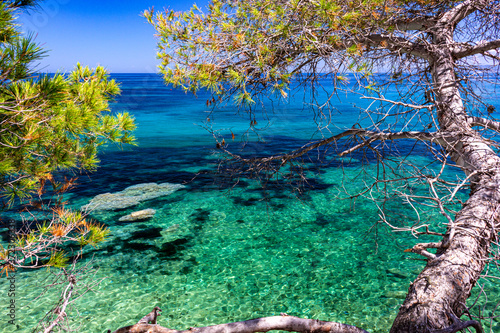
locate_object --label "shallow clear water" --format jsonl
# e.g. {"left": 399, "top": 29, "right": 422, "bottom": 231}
{"left": 1, "top": 74, "right": 500, "bottom": 333}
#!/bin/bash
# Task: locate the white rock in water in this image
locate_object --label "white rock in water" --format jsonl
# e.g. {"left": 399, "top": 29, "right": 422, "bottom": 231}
{"left": 81, "top": 182, "right": 186, "bottom": 211}
{"left": 119, "top": 208, "right": 156, "bottom": 222}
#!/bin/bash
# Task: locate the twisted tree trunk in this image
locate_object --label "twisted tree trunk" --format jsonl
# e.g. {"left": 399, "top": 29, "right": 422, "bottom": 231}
{"left": 390, "top": 11, "right": 498, "bottom": 331}
{"left": 390, "top": 170, "right": 497, "bottom": 332}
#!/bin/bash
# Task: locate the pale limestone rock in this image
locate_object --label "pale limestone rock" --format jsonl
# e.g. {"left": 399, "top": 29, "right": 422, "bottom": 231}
{"left": 81, "top": 182, "right": 185, "bottom": 211}
{"left": 119, "top": 208, "right": 156, "bottom": 222}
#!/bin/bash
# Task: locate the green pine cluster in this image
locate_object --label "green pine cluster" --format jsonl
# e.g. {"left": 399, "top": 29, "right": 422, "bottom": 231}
{"left": 0, "top": 0, "right": 135, "bottom": 273}
{"left": 0, "top": 1, "right": 135, "bottom": 206}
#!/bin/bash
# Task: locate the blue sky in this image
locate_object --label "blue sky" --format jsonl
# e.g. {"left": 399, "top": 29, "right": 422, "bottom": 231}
{"left": 18, "top": 0, "right": 207, "bottom": 73}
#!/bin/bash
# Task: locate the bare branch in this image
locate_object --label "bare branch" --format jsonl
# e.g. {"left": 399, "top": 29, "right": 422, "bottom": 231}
{"left": 222, "top": 129, "right": 439, "bottom": 166}
{"left": 388, "top": 17, "right": 437, "bottom": 32}
{"left": 110, "top": 313, "right": 370, "bottom": 333}
{"left": 361, "top": 95, "right": 435, "bottom": 110}
{"left": 468, "top": 116, "right": 500, "bottom": 134}
{"left": 431, "top": 311, "right": 483, "bottom": 333}
{"left": 42, "top": 273, "right": 76, "bottom": 333}
{"left": 360, "top": 34, "right": 431, "bottom": 59}
{"left": 448, "top": 170, "right": 479, "bottom": 202}
{"left": 439, "top": 0, "right": 490, "bottom": 27}
{"left": 453, "top": 39, "right": 500, "bottom": 59}
{"left": 404, "top": 242, "right": 439, "bottom": 260}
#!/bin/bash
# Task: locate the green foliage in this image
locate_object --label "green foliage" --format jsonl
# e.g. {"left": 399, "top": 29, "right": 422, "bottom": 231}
{"left": 4, "top": 207, "right": 111, "bottom": 270}
{"left": 0, "top": 1, "right": 133, "bottom": 274}
{"left": 78, "top": 222, "right": 110, "bottom": 247}
{"left": 0, "top": 3, "right": 135, "bottom": 205}
{"left": 146, "top": 0, "right": 459, "bottom": 102}
{"left": 46, "top": 251, "right": 68, "bottom": 268}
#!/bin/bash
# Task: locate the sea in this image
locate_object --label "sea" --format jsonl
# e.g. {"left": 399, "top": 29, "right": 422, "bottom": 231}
{"left": 2, "top": 73, "right": 500, "bottom": 333}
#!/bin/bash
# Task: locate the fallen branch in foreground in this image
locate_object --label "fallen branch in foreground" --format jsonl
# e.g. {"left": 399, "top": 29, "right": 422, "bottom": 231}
{"left": 109, "top": 307, "right": 483, "bottom": 333}
{"left": 109, "top": 308, "right": 370, "bottom": 333}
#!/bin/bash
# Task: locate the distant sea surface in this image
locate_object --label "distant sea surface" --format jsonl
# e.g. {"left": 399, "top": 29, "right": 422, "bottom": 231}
{"left": 2, "top": 73, "right": 500, "bottom": 333}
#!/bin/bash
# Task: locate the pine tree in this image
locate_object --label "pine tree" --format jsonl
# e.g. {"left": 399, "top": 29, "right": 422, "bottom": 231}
{"left": 0, "top": 2, "right": 135, "bottom": 331}
{"left": 0, "top": 1, "right": 135, "bottom": 205}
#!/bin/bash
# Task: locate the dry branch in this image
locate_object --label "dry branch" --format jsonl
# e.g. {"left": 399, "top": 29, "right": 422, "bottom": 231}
{"left": 431, "top": 312, "right": 483, "bottom": 333}
{"left": 468, "top": 117, "right": 500, "bottom": 134}
{"left": 110, "top": 312, "right": 370, "bottom": 333}
{"left": 221, "top": 128, "right": 440, "bottom": 165}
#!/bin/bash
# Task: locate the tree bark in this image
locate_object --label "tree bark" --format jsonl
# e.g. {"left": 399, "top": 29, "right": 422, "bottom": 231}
{"left": 110, "top": 315, "right": 370, "bottom": 333}
{"left": 390, "top": 4, "right": 498, "bottom": 330}
{"left": 389, "top": 171, "right": 496, "bottom": 332}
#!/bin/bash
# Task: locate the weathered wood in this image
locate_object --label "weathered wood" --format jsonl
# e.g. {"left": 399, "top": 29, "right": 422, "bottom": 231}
{"left": 390, "top": 1, "right": 496, "bottom": 331}
{"left": 110, "top": 314, "right": 370, "bottom": 333}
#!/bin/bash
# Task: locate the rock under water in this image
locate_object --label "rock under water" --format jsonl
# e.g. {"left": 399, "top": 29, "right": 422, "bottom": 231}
{"left": 81, "top": 182, "right": 185, "bottom": 211}
{"left": 118, "top": 208, "right": 157, "bottom": 222}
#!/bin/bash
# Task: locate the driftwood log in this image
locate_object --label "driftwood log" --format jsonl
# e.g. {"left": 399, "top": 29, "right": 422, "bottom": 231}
{"left": 109, "top": 308, "right": 369, "bottom": 333}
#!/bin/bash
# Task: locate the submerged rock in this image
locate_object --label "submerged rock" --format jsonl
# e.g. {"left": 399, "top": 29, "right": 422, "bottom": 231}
{"left": 209, "top": 210, "right": 226, "bottom": 222}
{"left": 383, "top": 290, "right": 407, "bottom": 299}
{"left": 119, "top": 208, "right": 156, "bottom": 222}
{"left": 386, "top": 268, "right": 409, "bottom": 279}
{"left": 81, "top": 182, "right": 185, "bottom": 211}
{"left": 84, "top": 193, "right": 140, "bottom": 211}
{"left": 154, "top": 224, "right": 185, "bottom": 248}
{"left": 161, "top": 223, "right": 180, "bottom": 234}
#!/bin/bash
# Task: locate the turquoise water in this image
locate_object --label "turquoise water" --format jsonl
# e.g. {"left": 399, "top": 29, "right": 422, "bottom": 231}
{"left": 1, "top": 74, "right": 499, "bottom": 332}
